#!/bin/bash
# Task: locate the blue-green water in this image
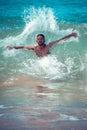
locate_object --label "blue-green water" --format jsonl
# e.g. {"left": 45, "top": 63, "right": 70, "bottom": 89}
{"left": 0, "top": 1, "right": 87, "bottom": 129}
{"left": 0, "top": 6, "right": 87, "bottom": 81}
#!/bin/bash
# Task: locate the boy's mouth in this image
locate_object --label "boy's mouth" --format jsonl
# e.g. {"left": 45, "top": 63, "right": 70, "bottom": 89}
{"left": 38, "top": 42, "right": 44, "bottom": 45}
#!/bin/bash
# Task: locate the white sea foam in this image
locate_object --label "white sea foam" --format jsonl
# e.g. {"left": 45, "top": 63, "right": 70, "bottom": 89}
{"left": 21, "top": 55, "right": 68, "bottom": 80}
{"left": 19, "top": 53, "right": 85, "bottom": 80}
{"left": 0, "top": 105, "right": 13, "bottom": 109}
{"left": 60, "top": 113, "right": 79, "bottom": 121}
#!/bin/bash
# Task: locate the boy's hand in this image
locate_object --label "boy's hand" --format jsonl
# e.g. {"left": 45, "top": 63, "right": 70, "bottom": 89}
{"left": 71, "top": 32, "right": 77, "bottom": 38}
{"left": 6, "top": 46, "right": 13, "bottom": 50}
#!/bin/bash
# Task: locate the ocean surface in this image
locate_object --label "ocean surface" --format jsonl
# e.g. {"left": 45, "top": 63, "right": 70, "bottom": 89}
{"left": 0, "top": 0, "right": 87, "bottom": 129}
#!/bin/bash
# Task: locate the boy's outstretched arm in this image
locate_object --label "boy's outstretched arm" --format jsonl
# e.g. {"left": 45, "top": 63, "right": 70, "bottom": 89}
{"left": 7, "top": 46, "right": 34, "bottom": 50}
{"left": 48, "top": 32, "right": 77, "bottom": 48}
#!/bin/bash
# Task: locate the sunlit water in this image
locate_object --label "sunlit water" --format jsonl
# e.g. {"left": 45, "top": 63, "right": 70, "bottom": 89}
{"left": 0, "top": 3, "right": 87, "bottom": 130}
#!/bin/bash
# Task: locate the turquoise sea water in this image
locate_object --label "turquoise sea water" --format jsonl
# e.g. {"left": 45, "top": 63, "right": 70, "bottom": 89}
{"left": 0, "top": 5, "right": 87, "bottom": 81}
{"left": 0, "top": 0, "right": 87, "bottom": 129}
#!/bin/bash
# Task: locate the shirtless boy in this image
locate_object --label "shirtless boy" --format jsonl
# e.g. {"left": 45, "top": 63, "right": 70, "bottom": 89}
{"left": 7, "top": 32, "right": 77, "bottom": 57}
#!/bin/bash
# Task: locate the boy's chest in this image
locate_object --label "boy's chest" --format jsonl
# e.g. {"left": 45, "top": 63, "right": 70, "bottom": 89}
{"left": 34, "top": 46, "right": 50, "bottom": 57}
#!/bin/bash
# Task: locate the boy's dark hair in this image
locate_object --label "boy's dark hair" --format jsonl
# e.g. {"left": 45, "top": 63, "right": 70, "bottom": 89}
{"left": 37, "top": 34, "right": 45, "bottom": 39}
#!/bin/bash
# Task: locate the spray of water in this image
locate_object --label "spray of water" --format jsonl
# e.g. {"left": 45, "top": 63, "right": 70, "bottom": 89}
{"left": 1, "top": 7, "right": 77, "bottom": 48}
{"left": 0, "top": 7, "right": 84, "bottom": 81}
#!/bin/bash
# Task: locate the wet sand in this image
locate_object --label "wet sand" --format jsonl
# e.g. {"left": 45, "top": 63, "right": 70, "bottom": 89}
{"left": 0, "top": 76, "right": 87, "bottom": 130}
{"left": 0, "top": 118, "right": 87, "bottom": 130}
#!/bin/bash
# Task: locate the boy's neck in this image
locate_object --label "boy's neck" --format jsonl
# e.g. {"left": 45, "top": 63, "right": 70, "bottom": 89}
{"left": 39, "top": 43, "right": 46, "bottom": 48}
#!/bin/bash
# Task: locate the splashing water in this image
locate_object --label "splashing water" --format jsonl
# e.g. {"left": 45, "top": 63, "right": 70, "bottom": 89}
{"left": 0, "top": 7, "right": 77, "bottom": 47}
{"left": 21, "top": 7, "right": 58, "bottom": 37}
{"left": 0, "top": 7, "right": 86, "bottom": 82}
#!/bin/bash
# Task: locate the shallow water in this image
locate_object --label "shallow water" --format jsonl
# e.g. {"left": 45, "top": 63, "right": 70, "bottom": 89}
{"left": 0, "top": 76, "right": 87, "bottom": 129}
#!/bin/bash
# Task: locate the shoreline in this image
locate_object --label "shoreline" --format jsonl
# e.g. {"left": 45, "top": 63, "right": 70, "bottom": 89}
{"left": 0, "top": 76, "right": 87, "bottom": 129}
{"left": 0, "top": 120, "right": 87, "bottom": 130}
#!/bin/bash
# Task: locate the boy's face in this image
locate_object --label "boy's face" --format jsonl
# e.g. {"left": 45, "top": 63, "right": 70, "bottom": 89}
{"left": 36, "top": 36, "right": 45, "bottom": 46}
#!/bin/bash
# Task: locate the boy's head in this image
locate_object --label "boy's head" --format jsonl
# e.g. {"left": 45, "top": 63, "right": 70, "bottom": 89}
{"left": 36, "top": 34, "right": 45, "bottom": 46}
